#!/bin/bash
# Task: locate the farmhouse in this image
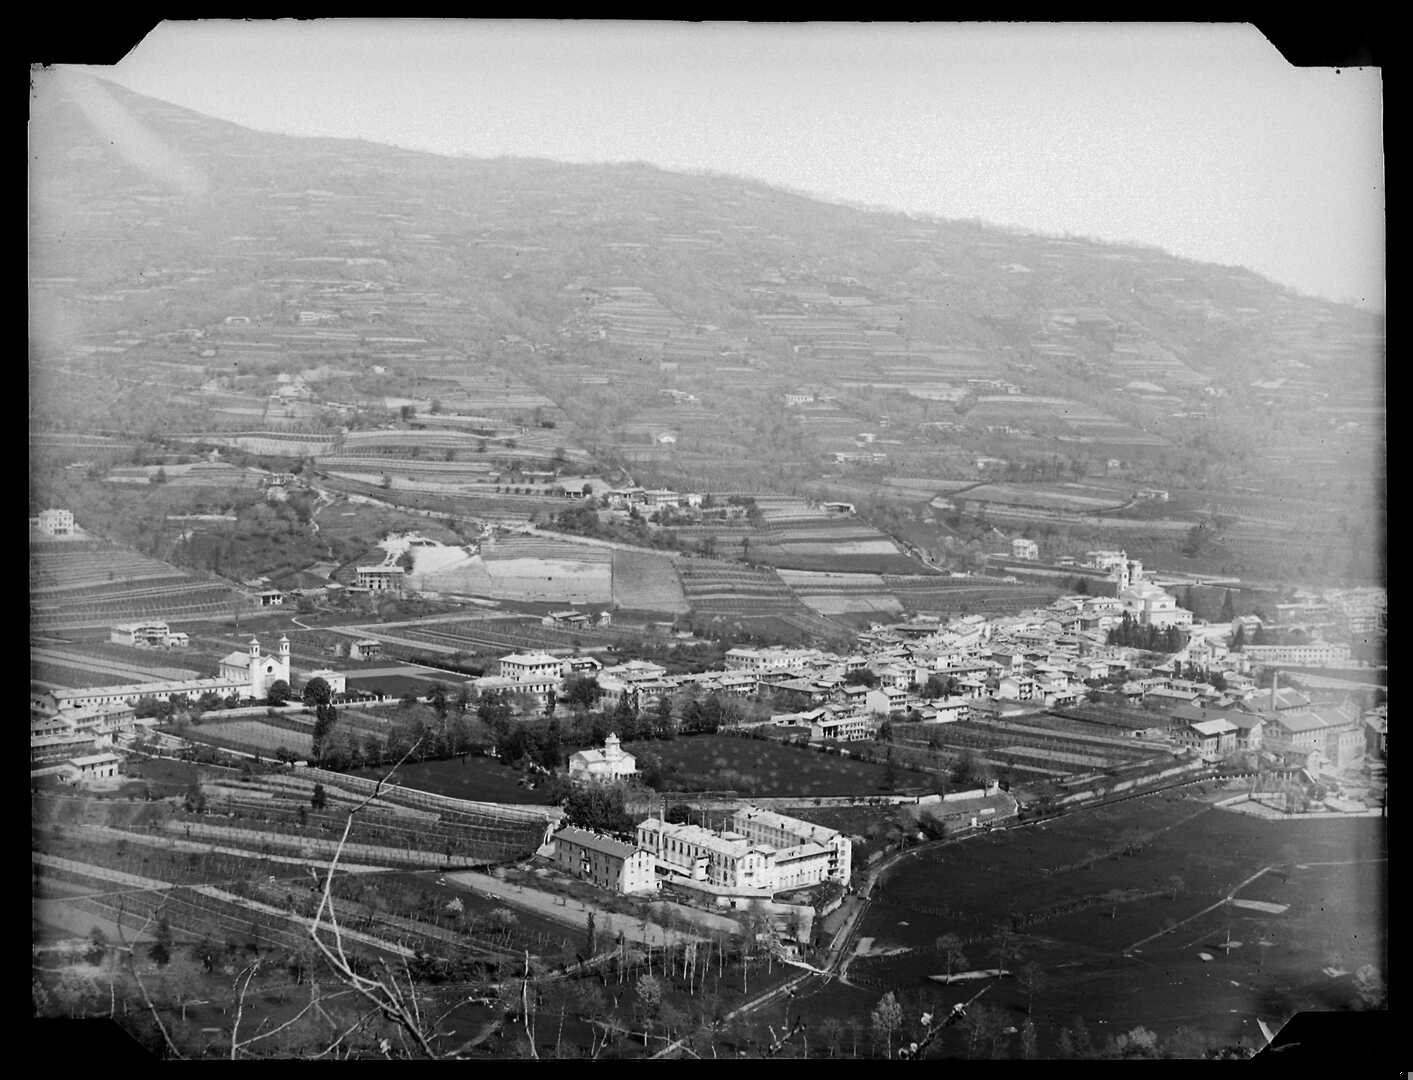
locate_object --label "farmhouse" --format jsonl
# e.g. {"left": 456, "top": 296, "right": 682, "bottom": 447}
{"left": 1011, "top": 537, "right": 1039, "bottom": 561}
{"left": 356, "top": 565, "right": 405, "bottom": 592}
{"left": 349, "top": 639, "right": 384, "bottom": 661}
{"left": 55, "top": 752, "right": 123, "bottom": 783}
{"left": 545, "top": 826, "right": 658, "bottom": 894}
{"left": 567, "top": 733, "right": 638, "bottom": 784}
{"left": 37, "top": 509, "right": 75, "bottom": 536}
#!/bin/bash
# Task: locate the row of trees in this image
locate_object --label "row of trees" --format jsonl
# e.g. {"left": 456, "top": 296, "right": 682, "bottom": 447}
{"left": 1107, "top": 612, "right": 1188, "bottom": 652}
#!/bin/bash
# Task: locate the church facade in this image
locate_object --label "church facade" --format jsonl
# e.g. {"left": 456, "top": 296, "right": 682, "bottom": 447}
{"left": 218, "top": 636, "right": 292, "bottom": 700}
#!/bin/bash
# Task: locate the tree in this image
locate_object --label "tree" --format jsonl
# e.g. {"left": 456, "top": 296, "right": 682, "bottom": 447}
{"left": 1017, "top": 961, "right": 1045, "bottom": 1015}
{"left": 311, "top": 783, "right": 328, "bottom": 810}
{"left": 1220, "top": 589, "right": 1236, "bottom": 621}
{"left": 665, "top": 803, "right": 693, "bottom": 825}
{"left": 137, "top": 906, "right": 170, "bottom": 964}
{"left": 85, "top": 926, "right": 108, "bottom": 966}
{"left": 302, "top": 676, "right": 333, "bottom": 706}
{"left": 1168, "top": 874, "right": 1186, "bottom": 901}
{"left": 1019, "top": 1017, "right": 1039, "bottom": 1059}
{"left": 934, "top": 933, "right": 967, "bottom": 983}
{"left": 266, "top": 679, "right": 291, "bottom": 706}
{"left": 428, "top": 682, "right": 449, "bottom": 720}
{"left": 585, "top": 912, "right": 597, "bottom": 957}
{"left": 1108, "top": 1026, "right": 1160, "bottom": 1058}
{"left": 312, "top": 702, "right": 338, "bottom": 761}
{"left": 563, "top": 674, "right": 602, "bottom": 709}
{"left": 962, "top": 1001, "right": 1004, "bottom": 1059}
{"left": 845, "top": 667, "right": 880, "bottom": 688}
{"left": 820, "top": 1016, "right": 845, "bottom": 1058}
{"left": 634, "top": 974, "right": 663, "bottom": 1045}
{"left": 870, "top": 991, "right": 903, "bottom": 1059}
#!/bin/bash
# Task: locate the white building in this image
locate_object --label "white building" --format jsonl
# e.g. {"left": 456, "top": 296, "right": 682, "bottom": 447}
{"left": 110, "top": 620, "right": 188, "bottom": 647}
{"left": 729, "top": 807, "right": 851, "bottom": 886}
{"left": 546, "top": 826, "right": 658, "bottom": 894}
{"left": 636, "top": 819, "right": 775, "bottom": 891}
{"left": 302, "top": 669, "right": 347, "bottom": 695}
{"left": 356, "top": 565, "right": 405, "bottom": 592}
{"left": 567, "top": 733, "right": 638, "bottom": 784}
{"left": 1242, "top": 642, "right": 1352, "bottom": 667}
{"left": 500, "top": 652, "right": 564, "bottom": 682}
{"left": 1011, "top": 537, "right": 1039, "bottom": 561}
{"left": 217, "top": 636, "right": 292, "bottom": 700}
{"left": 37, "top": 509, "right": 75, "bottom": 536}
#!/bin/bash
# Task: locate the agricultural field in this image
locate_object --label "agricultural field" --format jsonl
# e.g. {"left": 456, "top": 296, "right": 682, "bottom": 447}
{"left": 610, "top": 548, "right": 688, "bottom": 613}
{"left": 30, "top": 538, "right": 240, "bottom": 632}
{"left": 177, "top": 718, "right": 315, "bottom": 758}
{"left": 625, "top": 734, "right": 939, "bottom": 798}
{"left": 776, "top": 570, "right": 906, "bottom": 616}
{"left": 882, "top": 575, "right": 1061, "bottom": 615}
{"left": 842, "top": 788, "right": 1387, "bottom": 1054}
{"left": 168, "top": 429, "right": 339, "bottom": 456}
{"left": 345, "top": 755, "right": 557, "bottom": 806}
{"left": 892, "top": 716, "right": 1162, "bottom": 784}
{"left": 30, "top": 644, "right": 209, "bottom": 686}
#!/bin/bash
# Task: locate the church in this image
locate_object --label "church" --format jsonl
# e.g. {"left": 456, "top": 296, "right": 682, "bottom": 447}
{"left": 218, "top": 635, "right": 292, "bottom": 700}
{"left": 567, "top": 733, "right": 637, "bottom": 784}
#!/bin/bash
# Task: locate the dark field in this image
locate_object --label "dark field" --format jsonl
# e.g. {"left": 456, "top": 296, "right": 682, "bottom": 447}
{"left": 841, "top": 788, "right": 1386, "bottom": 1054}
{"left": 347, "top": 754, "right": 556, "bottom": 805}
{"left": 625, "top": 734, "right": 938, "bottom": 798}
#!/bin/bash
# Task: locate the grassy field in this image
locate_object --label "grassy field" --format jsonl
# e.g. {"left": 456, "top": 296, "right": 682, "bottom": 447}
{"left": 345, "top": 755, "right": 556, "bottom": 805}
{"left": 626, "top": 734, "right": 938, "bottom": 798}
{"left": 842, "top": 787, "right": 1387, "bottom": 1054}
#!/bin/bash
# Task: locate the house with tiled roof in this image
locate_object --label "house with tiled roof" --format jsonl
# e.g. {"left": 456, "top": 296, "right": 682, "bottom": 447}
{"left": 545, "top": 826, "right": 657, "bottom": 894}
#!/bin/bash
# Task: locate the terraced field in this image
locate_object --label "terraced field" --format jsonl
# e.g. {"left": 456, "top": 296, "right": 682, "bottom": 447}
{"left": 30, "top": 538, "right": 239, "bottom": 631}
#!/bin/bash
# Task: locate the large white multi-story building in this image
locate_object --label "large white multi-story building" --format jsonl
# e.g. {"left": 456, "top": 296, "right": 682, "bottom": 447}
{"left": 500, "top": 652, "right": 563, "bottom": 682}
{"left": 636, "top": 808, "right": 851, "bottom": 894}
{"left": 1242, "top": 642, "right": 1353, "bottom": 667}
{"left": 729, "top": 807, "right": 851, "bottom": 886}
{"left": 636, "top": 819, "right": 775, "bottom": 890}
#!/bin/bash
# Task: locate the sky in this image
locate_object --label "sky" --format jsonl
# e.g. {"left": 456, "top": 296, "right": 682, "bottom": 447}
{"left": 83, "top": 21, "right": 1383, "bottom": 310}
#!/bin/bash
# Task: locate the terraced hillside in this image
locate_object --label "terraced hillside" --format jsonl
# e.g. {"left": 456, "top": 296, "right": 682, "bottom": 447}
{"left": 30, "top": 537, "right": 239, "bottom": 631}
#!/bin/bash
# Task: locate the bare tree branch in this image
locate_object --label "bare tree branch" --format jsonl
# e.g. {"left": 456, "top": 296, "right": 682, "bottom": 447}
{"left": 307, "top": 738, "right": 439, "bottom": 1058}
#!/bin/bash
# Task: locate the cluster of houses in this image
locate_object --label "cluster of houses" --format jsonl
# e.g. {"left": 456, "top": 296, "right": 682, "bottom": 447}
{"left": 465, "top": 578, "right": 1382, "bottom": 782}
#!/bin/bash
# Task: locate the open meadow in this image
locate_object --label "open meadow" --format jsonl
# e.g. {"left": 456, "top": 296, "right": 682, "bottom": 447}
{"left": 840, "top": 787, "right": 1386, "bottom": 1054}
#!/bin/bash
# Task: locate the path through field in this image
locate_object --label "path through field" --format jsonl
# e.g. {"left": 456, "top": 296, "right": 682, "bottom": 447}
{"left": 443, "top": 870, "right": 739, "bottom": 949}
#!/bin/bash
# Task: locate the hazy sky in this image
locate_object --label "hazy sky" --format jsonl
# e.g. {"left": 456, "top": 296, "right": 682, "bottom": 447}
{"left": 86, "top": 21, "right": 1383, "bottom": 309}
